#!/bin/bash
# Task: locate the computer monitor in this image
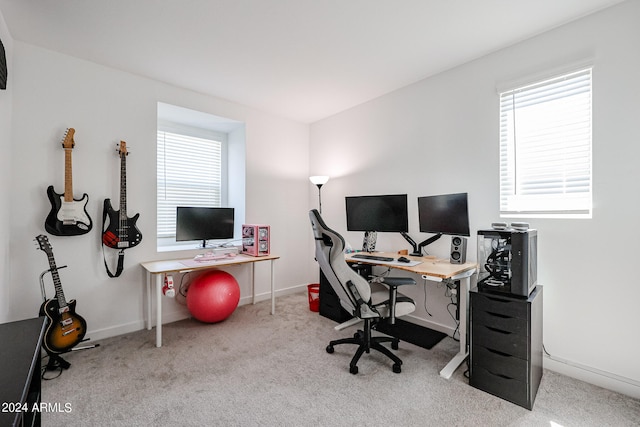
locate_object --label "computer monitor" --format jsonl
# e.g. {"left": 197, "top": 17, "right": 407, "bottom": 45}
{"left": 345, "top": 194, "right": 408, "bottom": 252}
{"left": 345, "top": 194, "right": 408, "bottom": 232}
{"left": 176, "top": 206, "right": 235, "bottom": 248}
{"left": 418, "top": 192, "right": 470, "bottom": 236}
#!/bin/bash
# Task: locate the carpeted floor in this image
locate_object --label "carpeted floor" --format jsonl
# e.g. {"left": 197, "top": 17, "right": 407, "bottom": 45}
{"left": 40, "top": 291, "right": 640, "bottom": 426}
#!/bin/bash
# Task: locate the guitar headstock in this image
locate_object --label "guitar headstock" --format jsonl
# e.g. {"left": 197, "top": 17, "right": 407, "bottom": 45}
{"left": 117, "top": 140, "right": 128, "bottom": 157}
{"left": 35, "top": 234, "right": 53, "bottom": 255}
{"left": 61, "top": 128, "right": 75, "bottom": 150}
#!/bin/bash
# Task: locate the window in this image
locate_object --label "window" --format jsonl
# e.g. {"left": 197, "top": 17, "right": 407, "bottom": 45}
{"left": 156, "top": 102, "right": 246, "bottom": 251}
{"left": 499, "top": 67, "right": 592, "bottom": 218}
{"left": 157, "top": 126, "right": 227, "bottom": 242}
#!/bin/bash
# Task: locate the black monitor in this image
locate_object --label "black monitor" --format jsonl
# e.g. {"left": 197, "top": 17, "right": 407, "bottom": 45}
{"left": 345, "top": 194, "right": 408, "bottom": 232}
{"left": 418, "top": 192, "right": 470, "bottom": 236}
{"left": 345, "top": 194, "right": 408, "bottom": 252}
{"left": 176, "top": 207, "right": 235, "bottom": 248}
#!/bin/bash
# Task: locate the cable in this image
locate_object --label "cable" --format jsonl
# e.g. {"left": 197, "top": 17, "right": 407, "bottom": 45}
{"left": 444, "top": 281, "right": 460, "bottom": 342}
{"left": 41, "top": 354, "right": 63, "bottom": 380}
{"left": 422, "top": 279, "right": 433, "bottom": 317}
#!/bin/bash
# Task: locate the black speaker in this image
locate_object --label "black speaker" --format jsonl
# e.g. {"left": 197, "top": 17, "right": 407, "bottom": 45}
{"left": 450, "top": 236, "right": 467, "bottom": 264}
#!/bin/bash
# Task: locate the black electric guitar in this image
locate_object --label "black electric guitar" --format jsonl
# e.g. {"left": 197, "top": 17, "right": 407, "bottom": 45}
{"left": 102, "top": 141, "right": 142, "bottom": 250}
{"left": 35, "top": 234, "right": 87, "bottom": 354}
{"left": 45, "top": 128, "right": 93, "bottom": 236}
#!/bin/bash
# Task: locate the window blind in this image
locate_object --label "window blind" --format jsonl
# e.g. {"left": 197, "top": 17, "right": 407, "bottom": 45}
{"left": 157, "top": 130, "right": 223, "bottom": 238}
{"left": 499, "top": 68, "right": 592, "bottom": 216}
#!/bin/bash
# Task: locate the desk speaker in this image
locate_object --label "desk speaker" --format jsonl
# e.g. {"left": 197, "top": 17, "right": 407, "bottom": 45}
{"left": 450, "top": 236, "right": 467, "bottom": 264}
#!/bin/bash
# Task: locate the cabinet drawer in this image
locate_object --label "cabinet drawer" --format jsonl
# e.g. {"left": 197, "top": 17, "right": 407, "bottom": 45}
{"left": 472, "top": 323, "right": 528, "bottom": 359}
{"left": 473, "top": 309, "right": 527, "bottom": 335}
{"left": 471, "top": 344, "right": 528, "bottom": 382}
{"left": 472, "top": 292, "right": 528, "bottom": 319}
{"left": 470, "top": 365, "right": 531, "bottom": 409}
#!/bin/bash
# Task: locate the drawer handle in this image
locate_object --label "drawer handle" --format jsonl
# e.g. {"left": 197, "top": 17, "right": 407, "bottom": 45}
{"left": 486, "top": 347, "right": 512, "bottom": 358}
{"left": 486, "top": 368, "right": 514, "bottom": 380}
{"left": 486, "top": 326, "right": 512, "bottom": 335}
{"left": 486, "top": 311, "right": 511, "bottom": 319}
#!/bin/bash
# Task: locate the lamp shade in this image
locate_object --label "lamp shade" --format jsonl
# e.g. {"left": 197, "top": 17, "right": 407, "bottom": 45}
{"left": 309, "top": 176, "right": 329, "bottom": 186}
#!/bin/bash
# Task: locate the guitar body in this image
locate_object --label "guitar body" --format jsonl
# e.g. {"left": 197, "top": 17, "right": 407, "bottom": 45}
{"left": 45, "top": 185, "right": 93, "bottom": 236}
{"left": 102, "top": 198, "right": 142, "bottom": 249}
{"left": 39, "top": 298, "right": 87, "bottom": 354}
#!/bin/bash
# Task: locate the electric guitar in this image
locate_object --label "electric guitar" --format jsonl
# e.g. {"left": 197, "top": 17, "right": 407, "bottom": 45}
{"left": 45, "top": 128, "right": 93, "bottom": 236}
{"left": 35, "top": 234, "right": 87, "bottom": 354}
{"left": 102, "top": 141, "right": 142, "bottom": 250}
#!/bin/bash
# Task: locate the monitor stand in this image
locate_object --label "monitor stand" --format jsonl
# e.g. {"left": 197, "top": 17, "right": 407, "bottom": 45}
{"left": 401, "top": 232, "right": 421, "bottom": 256}
{"left": 401, "top": 232, "right": 442, "bottom": 256}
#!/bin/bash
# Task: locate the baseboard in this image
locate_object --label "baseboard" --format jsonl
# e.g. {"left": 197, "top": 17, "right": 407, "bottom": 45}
{"left": 85, "top": 283, "right": 310, "bottom": 342}
{"left": 544, "top": 354, "right": 640, "bottom": 399}
{"left": 244, "top": 282, "right": 308, "bottom": 304}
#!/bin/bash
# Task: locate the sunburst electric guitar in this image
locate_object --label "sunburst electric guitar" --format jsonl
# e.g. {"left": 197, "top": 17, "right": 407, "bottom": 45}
{"left": 102, "top": 141, "right": 142, "bottom": 250}
{"left": 45, "top": 128, "right": 93, "bottom": 236}
{"left": 36, "top": 234, "right": 87, "bottom": 354}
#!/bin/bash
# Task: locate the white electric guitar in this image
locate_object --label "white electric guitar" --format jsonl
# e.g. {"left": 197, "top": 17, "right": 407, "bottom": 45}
{"left": 45, "top": 128, "right": 93, "bottom": 236}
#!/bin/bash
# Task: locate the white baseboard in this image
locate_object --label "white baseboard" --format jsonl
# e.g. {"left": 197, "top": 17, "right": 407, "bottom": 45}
{"left": 86, "top": 283, "right": 310, "bottom": 342}
{"left": 544, "top": 354, "right": 640, "bottom": 400}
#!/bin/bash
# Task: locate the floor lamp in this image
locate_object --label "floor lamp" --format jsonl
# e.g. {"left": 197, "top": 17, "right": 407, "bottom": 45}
{"left": 309, "top": 176, "right": 329, "bottom": 213}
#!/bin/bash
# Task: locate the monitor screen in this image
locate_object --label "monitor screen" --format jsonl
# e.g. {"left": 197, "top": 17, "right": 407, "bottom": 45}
{"left": 176, "top": 207, "right": 235, "bottom": 244}
{"left": 345, "top": 194, "right": 408, "bottom": 232}
{"left": 418, "top": 193, "right": 470, "bottom": 236}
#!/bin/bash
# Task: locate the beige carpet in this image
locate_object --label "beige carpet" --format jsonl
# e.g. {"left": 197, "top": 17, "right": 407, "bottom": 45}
{"left": 41, "top": 292, "right": 640, "bottom": 426}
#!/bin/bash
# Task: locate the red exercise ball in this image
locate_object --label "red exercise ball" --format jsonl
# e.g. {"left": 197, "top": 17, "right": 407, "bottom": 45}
{"left": 186, "top": 270, "right": 240, "bottom": 323}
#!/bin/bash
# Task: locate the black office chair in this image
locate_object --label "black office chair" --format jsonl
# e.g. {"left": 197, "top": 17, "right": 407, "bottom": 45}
{"left": 309, "top": 209, "right": 416, "bottom": 374}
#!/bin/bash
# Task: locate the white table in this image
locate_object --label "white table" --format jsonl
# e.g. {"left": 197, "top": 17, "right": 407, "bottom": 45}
{"left": 141, "top": 254, "right": 279, "bottom": 347}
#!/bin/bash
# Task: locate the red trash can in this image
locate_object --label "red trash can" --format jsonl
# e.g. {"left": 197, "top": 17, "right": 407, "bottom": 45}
{"left": 307, "top": 284, "right": 320, "bottom": 312}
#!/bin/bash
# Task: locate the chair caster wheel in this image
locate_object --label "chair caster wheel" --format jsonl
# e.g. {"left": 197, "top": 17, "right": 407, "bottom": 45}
{"left": 392, "top": 364, "right": 401, "bottom": 373}
{"left": 326, "top": 345, "right": 334, "bottom": 354}
{"left": 350, "top": 365, "right": 358, "bottom": 374}
{"left": 392, "top": 340, "right": 399, "bottom": 350}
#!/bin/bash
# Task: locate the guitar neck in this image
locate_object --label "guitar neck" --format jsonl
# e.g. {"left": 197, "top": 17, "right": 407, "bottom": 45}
{"left": 46, "top": 253, "right": 68, "bottom": 308}
{"left": 119, "top": 152, "right": 127, "bottom": 219}
{"left": 63, "top": 148, "right": 73, "bottom": 202}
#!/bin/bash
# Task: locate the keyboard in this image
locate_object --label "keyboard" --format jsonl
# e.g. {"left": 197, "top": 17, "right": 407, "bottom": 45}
{"left": 350, "top": 254, "right": 395, "bottom": 262}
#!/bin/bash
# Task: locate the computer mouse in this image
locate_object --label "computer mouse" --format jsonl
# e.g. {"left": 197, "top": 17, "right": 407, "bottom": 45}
{"left": 397, "top": 256, "right": 410, "bottom": 263}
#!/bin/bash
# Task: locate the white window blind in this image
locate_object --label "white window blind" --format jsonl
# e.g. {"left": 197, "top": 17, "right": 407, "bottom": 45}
{"left": 499, "top": 68, "right": 592, "bottom": 217}
{"left": 157, "top": 130, "right": 223, "bottom": 238}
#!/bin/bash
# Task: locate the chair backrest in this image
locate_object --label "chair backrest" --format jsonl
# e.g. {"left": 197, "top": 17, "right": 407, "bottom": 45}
{"left": 309, "top": 209, "right": 372, "bottom": 315}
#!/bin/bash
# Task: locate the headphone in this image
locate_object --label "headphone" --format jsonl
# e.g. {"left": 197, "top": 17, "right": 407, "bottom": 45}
{"left": 163, "top": 274, "right": 175, "bottom": 298}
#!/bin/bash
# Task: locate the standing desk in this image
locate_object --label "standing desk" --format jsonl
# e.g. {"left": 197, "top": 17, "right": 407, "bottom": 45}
{"left": 141, "top": 254, "right": 279, "bottom": 347}
{"left": 345, "top": 252, "right": 477, "bottom": 379}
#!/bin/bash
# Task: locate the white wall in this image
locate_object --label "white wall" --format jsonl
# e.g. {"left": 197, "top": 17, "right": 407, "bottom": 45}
{"left": 0, "top": 9, "right": 12, "bottom": 323}
{"left": 310, "top": 1, "right": 640, "bottom": 397}
{"left": 7, "top": 41, "right": 313, "bottom": 339}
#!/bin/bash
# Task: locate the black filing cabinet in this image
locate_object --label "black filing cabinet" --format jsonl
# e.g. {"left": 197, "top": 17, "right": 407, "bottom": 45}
{"left": 469, "top": 286, "right": 543, "bottom": 410}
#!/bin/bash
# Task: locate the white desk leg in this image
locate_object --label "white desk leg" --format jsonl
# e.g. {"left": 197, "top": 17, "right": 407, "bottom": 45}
{"left": 155, "top": 273, "right": 163, "bottom": 348}
{"left": 251, "top": 262, "right": 256, "bottom": 305}
{"left": 439, "top": 275, "right": 470, "bottom": 379}
{"left": 146, "top": 272, "right": 152, "bottom": 330}
{"left": 270, "top": 259, "right": 275, "bottom": 315}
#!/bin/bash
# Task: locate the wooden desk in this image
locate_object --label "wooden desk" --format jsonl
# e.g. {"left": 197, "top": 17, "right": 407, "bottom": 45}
{"left": 345, "top": 252, "right": 477, "bottom": 379}
{"left": 141, "top": 254, "right": 279, "bottom": 347}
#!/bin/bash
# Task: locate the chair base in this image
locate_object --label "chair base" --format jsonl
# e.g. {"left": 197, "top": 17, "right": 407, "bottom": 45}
{"left": 326, "top": 319, "right": 403, "bottom": 374}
